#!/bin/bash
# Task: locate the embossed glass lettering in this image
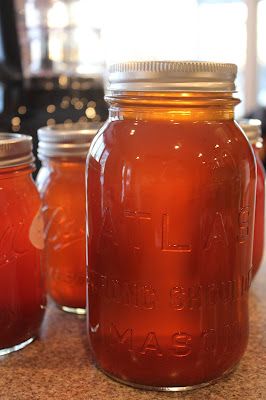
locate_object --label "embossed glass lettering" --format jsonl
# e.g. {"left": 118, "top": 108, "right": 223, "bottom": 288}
{"left": 140, "top": 332, "right": 163, "bottom": 357}
{"left": 238, "top": 206, "right": 250, "bottom": 243}
{"left": 162, "top": 214, "right": 192, "bottom": 252}
{"left": 171, "top": 332, "right": 192, "bottom": 357}
{"left": 204, "top": 212, "right": 228, "bottom": 250}
{"left": 109, "top": 324, "right": 133, "bottom": 351}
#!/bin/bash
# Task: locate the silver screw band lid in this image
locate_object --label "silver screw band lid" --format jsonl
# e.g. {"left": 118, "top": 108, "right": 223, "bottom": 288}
{"left": 0, "top": 133, "right": 34, "bottom": 168}
{"left": 108, "top": 61, "right": 238, "bottom": 93}
{"left": 239, "top": 119, "right": 262, "bottom": 144}
{"left": 37, "top": 122, "right": 103, "bottom": 159}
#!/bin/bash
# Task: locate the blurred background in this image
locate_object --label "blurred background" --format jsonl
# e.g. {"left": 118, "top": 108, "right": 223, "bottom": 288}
{"left": 0, "top": 0, "right": 265, "bottom": 167}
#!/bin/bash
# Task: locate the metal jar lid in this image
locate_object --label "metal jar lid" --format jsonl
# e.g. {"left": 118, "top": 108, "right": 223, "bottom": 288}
{"left": 37, "top": 122, "right": 103, "bottom": 159}
{"left": 107, "top": 61, "right": 237, "bottom": 93}
{"left": 0, "top": 133, "right": 34, "bottom": 168}
{"left": 239, "top": 119, "right": 262, "bottom": 144}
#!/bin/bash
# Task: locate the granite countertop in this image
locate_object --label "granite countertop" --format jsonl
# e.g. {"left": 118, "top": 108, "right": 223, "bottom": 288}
{"left": 1, "top": 263, "right": 266, "bottom": 400}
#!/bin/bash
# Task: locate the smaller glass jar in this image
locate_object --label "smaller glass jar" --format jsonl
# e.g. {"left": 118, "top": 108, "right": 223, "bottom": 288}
{"left": 239, "top": 119, "right": 265, "bottom": 277}
{"left": 0, "top": 134, "right": 45, "bottom": 356}
{"left": 36, "top": 123, "right": 101, "bottom": 314}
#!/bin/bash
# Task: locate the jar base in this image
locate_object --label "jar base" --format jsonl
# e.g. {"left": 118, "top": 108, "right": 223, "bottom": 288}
{"left": 0, "top": 337, "right": 35, "bottom": 356}
{"left": 100, "top": 363, "right": 237, "bottom": 392}
{"left": 58, "top": 304, "right": 86, "bottom": 316}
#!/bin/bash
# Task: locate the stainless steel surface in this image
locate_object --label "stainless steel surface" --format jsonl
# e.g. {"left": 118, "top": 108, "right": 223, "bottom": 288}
{"left": 14, "top": 0, "right": 104, "bottom": 79}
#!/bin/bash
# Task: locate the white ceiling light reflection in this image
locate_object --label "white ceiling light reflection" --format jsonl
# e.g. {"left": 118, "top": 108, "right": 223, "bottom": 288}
{"left": 47, "top": 1, "right": 68, "bottom": 28}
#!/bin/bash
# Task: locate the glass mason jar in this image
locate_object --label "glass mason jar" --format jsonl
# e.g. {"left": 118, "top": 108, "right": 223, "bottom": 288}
{"left": 36, "top": 123, "right": 101, "bottom": 315}
{"left": 86, "top": 61, "right": 256, "bottom": 390}
{"left": 0, "top": 134, "right": 45, "bottom": 356}
{"left": 239, "top": 119, "right": 265, "bottom": 278}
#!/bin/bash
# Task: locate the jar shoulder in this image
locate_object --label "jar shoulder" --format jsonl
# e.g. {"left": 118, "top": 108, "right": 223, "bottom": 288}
{"left": 36, "top": 165, "right": 85, "bottom": 198}
{"left": 89, "top": 120, "right": 255, "bottom": 171}
{"left": 0, "top": 174, "right": 41, "bottom": 221}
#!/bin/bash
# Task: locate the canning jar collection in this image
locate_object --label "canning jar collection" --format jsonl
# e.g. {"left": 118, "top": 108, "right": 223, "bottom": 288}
{"left": 0, "top": 61, "right": 264, "bottom": 391}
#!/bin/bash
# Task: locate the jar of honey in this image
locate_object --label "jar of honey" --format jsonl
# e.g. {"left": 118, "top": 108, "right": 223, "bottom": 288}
{"left": 0, "top": 134, "right": 45, "bottom": 355}
{"left": 36, "top": 123, "right": 101, "bottom": 315}
{"left": 86, "top": 61, "right": 256, "bottom": 390}
{"left": 239, "top": 119, "right": 265, "bottom": 278}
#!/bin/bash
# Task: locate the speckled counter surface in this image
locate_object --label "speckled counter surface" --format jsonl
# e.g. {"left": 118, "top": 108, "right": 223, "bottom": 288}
{"left": 1, "top": 264, "right": 266, "bottom": 400}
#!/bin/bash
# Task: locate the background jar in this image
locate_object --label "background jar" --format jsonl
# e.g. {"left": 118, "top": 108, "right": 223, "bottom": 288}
{"left": 239, "top": 119, "right": 265, "bottom": 278}
{"left": 36, "top": 123, "right": 101, "bottom": 315}
{"left": 86, "top": 61, "right": 256, "bottom": 390}
{"left": 0, "top": 134, "right": 45, "bottom": 356}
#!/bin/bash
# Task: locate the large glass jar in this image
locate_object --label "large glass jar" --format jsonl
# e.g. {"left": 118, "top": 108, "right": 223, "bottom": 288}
{"left": 239, "top": 119, "right": 265, "bottom": 278}
{"left": 0, "top": 134, "right": 45, "bottom": 355}
{"left": 86, "top": 62, "right": 256, "bottom": 390}
{"left": 36, "top": 123, "right": 101, "bottom": 314}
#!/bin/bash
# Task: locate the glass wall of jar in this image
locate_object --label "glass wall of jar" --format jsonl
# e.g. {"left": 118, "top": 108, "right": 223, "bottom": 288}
{"left": 0, "top": 134, "right": 45, "bottom": 356}
{"left": 36, "top": 123, "right": 101, "bottom": 314}
{"left": 239, "top": 119, "right": 265, "bottom": 278}
{"left": 86, "top": 61, "right": 256, "bottom": 390}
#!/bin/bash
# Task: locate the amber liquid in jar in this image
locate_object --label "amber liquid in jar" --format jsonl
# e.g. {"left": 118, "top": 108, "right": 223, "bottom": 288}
{"left": 37, "top": 159, "right": 86, "bottom": 313}
{"left": 239, "top": 119, "right": 265, "bottom": 278}
{"left": 252, "top": 143, "right": 265, "bottom": 276}
{"left": 87, "top": 63, "right": 256, "bottom": 390}
{"left": 0, "top": 162, "right": 45, "bottom": 354}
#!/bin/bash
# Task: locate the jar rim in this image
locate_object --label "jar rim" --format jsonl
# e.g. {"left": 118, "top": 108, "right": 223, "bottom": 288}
{"left": 0, "top": 133, "right": 34, "bottom": 169}
{"left": 107, "top": 61, "right": 237, "bottom": 93}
